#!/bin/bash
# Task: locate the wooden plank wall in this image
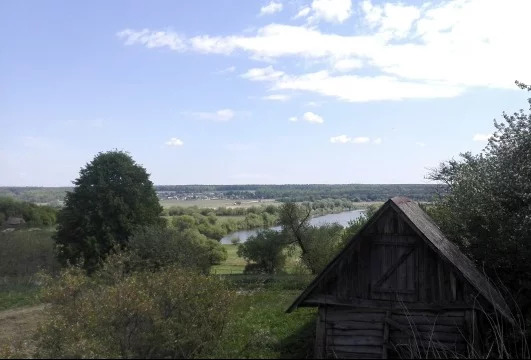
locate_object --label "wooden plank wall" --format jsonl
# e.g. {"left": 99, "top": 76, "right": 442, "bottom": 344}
{"left": 316, "top": 209, "right": 471, "bottom": 307}
{"left": 320, "top": 307, "right": 470, "bottom": 359}
{"left": 323, "top": 308, "right": 385, "bottom": 359}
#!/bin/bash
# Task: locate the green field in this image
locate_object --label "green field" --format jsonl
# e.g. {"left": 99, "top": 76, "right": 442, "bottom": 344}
{"left": 160, "top": 198, "right": 280, "bottom": 209}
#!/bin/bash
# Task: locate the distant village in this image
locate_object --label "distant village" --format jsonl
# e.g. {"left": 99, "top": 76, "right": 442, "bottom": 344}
{"left": 156, "top": 191, "right": 255, "bottom": 202}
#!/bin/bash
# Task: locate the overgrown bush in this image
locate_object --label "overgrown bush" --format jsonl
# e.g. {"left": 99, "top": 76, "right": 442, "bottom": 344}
{"left": 0, "top": 230, "right": 58, "bottom": 278}
{"left": 35, "top": 262, "right": 234, "bottom": 358}
{"left": 299, "top": 224, "right": 345, "bottom": 274}
{"left": 237, "top": 230, "right": 287, "bottom": 274}
{"left": 0, "top": 196, "right": 57, "bottom": 227}
{"left": 127, "top": 227, "right": 227, "bottom": 273}
{"left": 428, "top": 81, "right": 531, "bottom": 329}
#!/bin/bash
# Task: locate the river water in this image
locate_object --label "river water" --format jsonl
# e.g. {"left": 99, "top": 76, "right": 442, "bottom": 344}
{"left": 220, "top": 209, "right": 365, "bottom": 244}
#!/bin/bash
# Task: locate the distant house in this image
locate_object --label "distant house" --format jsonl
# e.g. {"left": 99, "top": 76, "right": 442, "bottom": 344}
{"left": 287, "top": 197, "right": 513, "bottom": 359}
{"left": 5, "top": 216, "right": 26, "bottom": 226}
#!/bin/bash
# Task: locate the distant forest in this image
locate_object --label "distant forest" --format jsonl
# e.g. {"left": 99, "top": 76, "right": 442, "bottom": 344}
{"left": 0, "top": 184, "right": 442, "bottom": 204}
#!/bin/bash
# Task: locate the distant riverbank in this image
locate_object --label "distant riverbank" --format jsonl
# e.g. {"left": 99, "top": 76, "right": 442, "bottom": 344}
{"left": 221, "top": 209, "right": 365, "bottom": 244}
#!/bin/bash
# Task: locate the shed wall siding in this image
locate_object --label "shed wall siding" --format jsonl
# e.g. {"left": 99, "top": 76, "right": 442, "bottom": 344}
{"left": 314, "top": 210, "right": 471, "bottom": 307}
{"left": 320, "top": 306, "right": 470, "bottom": 359}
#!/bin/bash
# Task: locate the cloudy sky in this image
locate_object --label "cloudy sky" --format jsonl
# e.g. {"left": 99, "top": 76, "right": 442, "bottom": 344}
{"left": 1, "top": 0, "right": 530, "bottom": 186}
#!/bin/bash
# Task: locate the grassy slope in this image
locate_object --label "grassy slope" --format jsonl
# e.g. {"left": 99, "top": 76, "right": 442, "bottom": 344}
{"left": 210, "top": 289, "right": 316, "bottom": 359}
{"left": 208, "top": 242, "right": 317, "bottom": 358}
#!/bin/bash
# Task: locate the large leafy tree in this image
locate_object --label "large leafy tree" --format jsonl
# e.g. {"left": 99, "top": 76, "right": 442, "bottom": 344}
{"left": 54, "top": 150, "right": 163, "bottom": 271}
{"left": 428, "top": 81, "right": 531, "bottom": 317}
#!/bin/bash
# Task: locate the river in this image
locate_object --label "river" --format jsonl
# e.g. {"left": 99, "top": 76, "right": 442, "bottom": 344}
{"left": 220, "top": 209, "right": 365, "bottom": 244}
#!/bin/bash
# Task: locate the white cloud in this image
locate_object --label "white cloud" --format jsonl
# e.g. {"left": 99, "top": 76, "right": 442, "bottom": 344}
{"left": 302, "top": 112, "right": 324, "bottom": 124}
{"left": 288, "top": 116, "right": 298, "bottom": 122}
{"left": 330, "top": 135, "right": 352, "bottom": 143}
{"left": 119, "top": 0, "right": 531, "bottom": 101}
{"left": 352, "top": 137, "right": 370, "bottom": 144}
{"left": 241, "top": 65, "right": 462, "bottom": 102}
{"left": 273, "top": 70, "right": 463, "bottom": 102}
{"left": 262, "top": 94, "right": 291, "bottom": 101}
{"left": 416, "top": 142, "right": 426, "bottom": 147}
{"left": 117, "top": 29, "right": 186, "bottom": 51}
{"left": 241, "top": 66, "right": 285, "bottom": 82}
{"left": 473, "top": 133, "right": 491, "bottom": 142}
{"left": 330, "top": 135, "right": 375, "bottom": 144}
{"left": 260, "top": 1, "right": 283, "bottom": 16}
{"left": 294, "top": 7, "right": 311, "bottom": 19}
{"left": 191, "top": 109, "right": 235, "bottom": 122}
{"left": 165, "top": 138, "right": 184, "bottom": 146}
{"left": 305, "top": 101, "right": 322, "bottom": 107}
{"left": 362, "top": 1, "right": 421, "bottom": 38}
{"left": 333, "top": 58, "right": 363, "bottom": 72}
{"left": 308, "top": 0, "right": 353, "bottom": 23}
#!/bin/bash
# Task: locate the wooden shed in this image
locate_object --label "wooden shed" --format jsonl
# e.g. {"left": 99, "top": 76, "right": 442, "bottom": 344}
{"left": 287, "top": 197, "right": 513, "bottom": 359}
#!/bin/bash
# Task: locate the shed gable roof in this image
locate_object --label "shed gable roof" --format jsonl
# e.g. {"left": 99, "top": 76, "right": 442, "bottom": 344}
{"left": 287, "top": 197, "right": 513, "bottom": 322}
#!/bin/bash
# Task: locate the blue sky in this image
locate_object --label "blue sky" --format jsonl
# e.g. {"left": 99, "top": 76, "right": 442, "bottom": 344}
{"left": 1, "top": 0, "right": 530, "bottom": 186}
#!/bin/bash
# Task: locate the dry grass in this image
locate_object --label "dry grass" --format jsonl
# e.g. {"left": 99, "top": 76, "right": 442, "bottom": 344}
{"left": 0, "top": 304, "right": 47, "bottom": 358}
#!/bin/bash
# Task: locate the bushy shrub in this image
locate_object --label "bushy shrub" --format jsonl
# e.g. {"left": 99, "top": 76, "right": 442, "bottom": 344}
{"left": 340, "top": 204, "right": 379, "bottom": 246}
{"left": 237, "top": 230, "right": 287, "bottom": 274}
{"left": 300, "top": 224, "right": 345, "bottom": 274}
{"left": 428, "top": 82, "right": 531, "bottom": 324}
{"left": 35, "top": 262, "right": 234, "bottom": 359}
{"left": 127, "top": 227, "right": 227, "bottom": 273}
{"left": 0, "top": 196, "right": 57, "bottom": 227}
{"left": 0, "top": 230, "right": 59, "bottom": 278}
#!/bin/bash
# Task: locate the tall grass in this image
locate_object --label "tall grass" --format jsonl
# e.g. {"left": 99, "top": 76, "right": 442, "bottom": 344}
{"left": 390, "top": 287, "right": 530, "bottom": 359}
{"left": 0, "top": 229, "right": 58, "bottom": 310}
{"left": 0, "top": 229, "right": 58, "bottom": 280}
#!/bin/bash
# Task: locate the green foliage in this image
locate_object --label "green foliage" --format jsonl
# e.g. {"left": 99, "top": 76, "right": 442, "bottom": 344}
{"left": 300, "top": 224, "right": 345, "bottom": 274}
{"left": 0, "top": 197, "right": 57, "bottom": 227}
{"left": 0, "top": 230, "right": 58, "bottom": 278}
{"left": 209, "top": 289, "right": 316, "bottom": 359}
{"left": 340, "top": 204, "right": 379, "bottom": 246}
{"left": 237, "top": 230, "right": 287, "bottom": 274}
{"left": 35, "top": 262, "right": 234, "bottom": 359}
{"left": 54, "top": 151, "right": 163, "bottom": 272}
{"left": 277, "top": 202, "right": 377, "bottom": 274}
{"left": 127, "top": 227, "right": 227, "bottom": 273}
{"left": 428, "top": 81, "right": 531, "bottom": 321}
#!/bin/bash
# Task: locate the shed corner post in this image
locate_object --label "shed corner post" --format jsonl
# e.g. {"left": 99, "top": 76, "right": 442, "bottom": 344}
{"left": 314, "top": 306, "right": 326, "bottom": 359}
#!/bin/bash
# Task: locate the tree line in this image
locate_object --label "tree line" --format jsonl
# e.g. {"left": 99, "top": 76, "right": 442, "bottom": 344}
{"left": 0, "top": 197, "right": 57, "bottom": 227}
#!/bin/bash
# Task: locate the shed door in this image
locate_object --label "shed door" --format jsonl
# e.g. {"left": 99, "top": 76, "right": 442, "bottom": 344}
{"left": 370, "top": 236, "right": 418, "bottom": 302}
